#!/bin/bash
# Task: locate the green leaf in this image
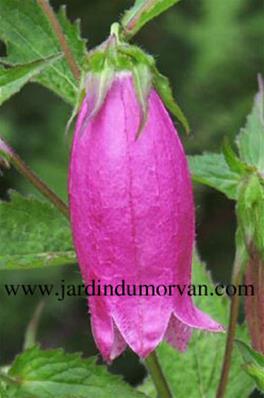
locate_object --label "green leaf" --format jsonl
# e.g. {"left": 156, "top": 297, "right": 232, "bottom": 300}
{"left": 236, "top": 340, "right": 264, "bottom": 392}
{"left": 243, "top": 364, "right": 264, "bottom": 392}
{"left": 0, "top": 191, "right": 76, "bottom": 270}
{"left": 122, "top": 0, "right": 182, "bottom": 39}
{"left": 236, "top": 340, "right": 264, "bottom": 368}
{"left": 4, "top": 346, "right": 146, "bottom": 398}
{"left": 153, "top": 69, "right": 190, "bottom": 134}
{"left": 0, "top": 1, "right": 87, "bottom": 105}
{"left": 236, "top": 75, "right": 264, "bottom": 173}
{"left": 0, "top": 55, "right": 61, "bottom": 106}
{"left": 139, "top": 259, "right": 254, "bottom": 398}
{"left": 188, "top": 153, "right": 241, "bottom": 200}
{"left": 222, "top": 138, "right": 249, "bottom": 175}
{"left": 236, "top": 174, "right": 264, "bottom": 257}
{"left": 0, "top": 383, "right": 8, "bottom": 398}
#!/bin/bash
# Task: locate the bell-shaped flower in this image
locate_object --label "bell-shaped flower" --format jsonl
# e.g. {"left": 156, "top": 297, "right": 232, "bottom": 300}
{"left": 69, "top": 66, "right": 223, "bottom": 361}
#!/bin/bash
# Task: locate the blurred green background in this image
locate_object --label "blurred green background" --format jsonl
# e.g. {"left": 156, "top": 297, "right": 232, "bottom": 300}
{"left": 0, "top": 0, "right": 263, "bottom": 394}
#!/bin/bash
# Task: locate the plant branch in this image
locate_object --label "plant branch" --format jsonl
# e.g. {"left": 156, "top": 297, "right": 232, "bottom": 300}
{"left": 36, "top": 0, "right": 80, "bottom": 81}
{"left": 216, "top": 236, "right": 245, "bottom": 398}
{"left": 0, "top": 137, "right": 69, "bottom": 218}
{"left": 122, "top": 0, "right": 182, "bottom": 40}
{"left": 123, "top": 0, "right": 154, "bottom": 36}
{"left": 145, "top": 351, "right": 172, "bottom": 398}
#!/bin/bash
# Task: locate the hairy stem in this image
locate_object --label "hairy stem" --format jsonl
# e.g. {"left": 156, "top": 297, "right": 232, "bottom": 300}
{"left": 37, "top": 0, "right": 80, "bottom": 81}
{"left": 0, "top": 137, "right": 69, "bottom": 218}
{"left": 123, "top": 0, "right": 154, "bottom": 35}
{"left": 216, "top": 241, "right": 244, "bottom": 398}
{"left": 122, "top": 0, "right": 182, "bottom": 39}
{"left": 145, "top": 351, "right": 172, "bottom": 398}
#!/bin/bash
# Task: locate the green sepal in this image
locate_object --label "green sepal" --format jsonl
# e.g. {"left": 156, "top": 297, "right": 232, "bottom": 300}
{"left": 84, "top": 51, "right": 108, "bottom": 73}
{"left": 84, "top": 63, "right": 115, "bottom": 123}
{"left": 80, "top": 23, "right": 189, "bottom": 138}
{"left": 65, "top": 72, "right": 86, "bottom": 135}
{"left": 117, "top": 44, "right": 155, "bottom": 68}
{"left": 132, "top": 63, "right": 152, "bottom": 139}
{"left": 74, "top": 53, "right": 115, "bottom": 131}
{"left": 153, "top": 68, "right": 190, "bottom": 134}
{"left": 83, "top": 36, "right": 155, "bottom": 139}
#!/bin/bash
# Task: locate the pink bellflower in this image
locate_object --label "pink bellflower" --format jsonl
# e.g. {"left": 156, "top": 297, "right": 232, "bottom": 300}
{"left": 68, "top": 71, "right": 223, "bottom": 362}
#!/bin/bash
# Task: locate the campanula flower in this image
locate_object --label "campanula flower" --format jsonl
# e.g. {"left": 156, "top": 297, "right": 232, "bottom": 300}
{"left": 68, "top": 69, "right": 223, "bottom": 361}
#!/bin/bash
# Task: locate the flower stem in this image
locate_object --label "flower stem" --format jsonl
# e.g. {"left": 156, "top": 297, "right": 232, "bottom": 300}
{"left": 216, "top": 234, "right": 245, "bottom": 398}
{"left": 145, "top": 351, "right": 172, "bottom": 398}
{"left": 122, "top": 0, "right": 154, "bottom": 38}
{"left": 36, "top": 0, "right": 80, "bottom": 81}
{"left": 0, "top": 137, "right": 69, "bottom": 218}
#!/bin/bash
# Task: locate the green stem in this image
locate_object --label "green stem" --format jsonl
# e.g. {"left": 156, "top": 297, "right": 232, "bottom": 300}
{"left": 145, "top": 351, "right": 172, "bottom": 398}
{"left": 216, "top": 275, "right": 241, "bottom": 398}
{"left": 216, "top": 230, "right": 245, "bottom": 398}
{"left": 122, "top": 0, "right": 154, "bottom": 38}
{"left": 0, "top": 137, "right": 69, "bottom": 218}
{"left": 36, "top": 0, "right": 80, "bottom": 81}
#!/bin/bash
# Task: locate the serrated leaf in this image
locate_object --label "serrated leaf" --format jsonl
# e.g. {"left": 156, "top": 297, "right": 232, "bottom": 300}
{"left": 153, "top": 69, "right": 190, "bottom": 134}
{"left": 5, "top": 346, "right": 146, "bottom": 398}
{"left": 139, "top": 259, "right": 254, "bottom": 398}
{"left": 0, "top": 55, "right": 61, "bottom": 106}
{"left": 0, "top": 0, "right": 87, "bottom": 105}
{"left": 122, "top": 0, "right": 182, "bottom": 39}
{"left": 236, "top": 76, "right": 264, "bottom": 173}
{"left": 188, "top": 153, "right": 241, "bottom": 200}
{"left": 236, "top": 340, "right": 264, "bottom": 392}
{"left": 0, "top": 191, "right": 76, "bottom": 270}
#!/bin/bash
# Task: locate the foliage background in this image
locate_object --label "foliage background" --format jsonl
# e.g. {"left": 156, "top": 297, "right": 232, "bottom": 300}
{"left": 0, "top": 0, "right": 263, "bottom": 394}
